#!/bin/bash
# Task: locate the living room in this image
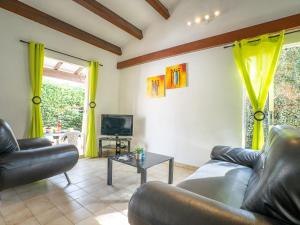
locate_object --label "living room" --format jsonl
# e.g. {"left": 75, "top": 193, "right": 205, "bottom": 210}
{"left": 1, "top": 0, "right": 300, "bottom": 225}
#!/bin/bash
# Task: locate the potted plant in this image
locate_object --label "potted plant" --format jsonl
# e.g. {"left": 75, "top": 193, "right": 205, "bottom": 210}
{"left": 135, "top": 145, "right": 144, "bottom": 160}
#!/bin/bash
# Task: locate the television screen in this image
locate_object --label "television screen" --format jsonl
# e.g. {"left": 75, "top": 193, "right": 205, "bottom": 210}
{"left": 101, "top": 114, "right": 133, "bottom": 136}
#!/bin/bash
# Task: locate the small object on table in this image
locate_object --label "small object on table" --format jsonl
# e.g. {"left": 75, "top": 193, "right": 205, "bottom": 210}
{"left": 107, "top": 152, "right": 174, "bottom": 186}
{"left": 134, "top": 144, "right": 144, "bottom": 160}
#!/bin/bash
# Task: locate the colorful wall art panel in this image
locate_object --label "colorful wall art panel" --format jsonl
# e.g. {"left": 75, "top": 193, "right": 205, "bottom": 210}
{"left": 166, "top": 63, "right": 187, "bottom": 89}
{"left": 147, "top": 75, "right": 165, "bottom": 98}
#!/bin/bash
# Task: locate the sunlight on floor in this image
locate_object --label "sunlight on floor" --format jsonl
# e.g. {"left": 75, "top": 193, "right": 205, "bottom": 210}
{"left": 0, "top": 158, "right": 196, "bottom": 225}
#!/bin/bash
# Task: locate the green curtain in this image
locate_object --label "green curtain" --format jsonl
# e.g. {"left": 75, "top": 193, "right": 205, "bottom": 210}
{"left": 28, "top": 41, "right": 44, "bottom": 138}
{"left": 233, "top": 31, "right": 284, "bottom": 150}
{"left": 85, "top": 61, "right": 99, "bottom": 158}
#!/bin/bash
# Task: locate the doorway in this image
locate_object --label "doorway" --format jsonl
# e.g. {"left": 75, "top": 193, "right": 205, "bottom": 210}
{"left": 42, "top": 57, "right": 88, "bottom": 155}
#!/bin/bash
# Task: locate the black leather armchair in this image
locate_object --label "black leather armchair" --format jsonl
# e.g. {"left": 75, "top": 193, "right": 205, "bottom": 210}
{"left": 128, "top": 126, "right": 300, "bottom": 225}
{"left": 0, "top": 119, "right": 79, "bottom": 191}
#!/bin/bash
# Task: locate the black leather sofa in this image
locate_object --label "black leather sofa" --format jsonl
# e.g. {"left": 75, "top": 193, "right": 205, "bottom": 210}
{"left": 0, "top": 119, "right": 79, "bottom": 191}
{"left": 128, "top": 125, "right": 300, "bottom": 225}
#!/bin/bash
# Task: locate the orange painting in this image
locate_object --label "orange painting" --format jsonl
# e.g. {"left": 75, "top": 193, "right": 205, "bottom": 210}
{"left": 166, "top": 63, "right": 187, "bottom": 89}
{"left": 147, "top": 75, "right": 165, "bottom": 98}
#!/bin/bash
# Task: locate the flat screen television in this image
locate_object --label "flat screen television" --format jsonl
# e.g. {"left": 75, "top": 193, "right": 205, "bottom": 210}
{"left": 101, "top": 114, "right": 133, "bottom": 136}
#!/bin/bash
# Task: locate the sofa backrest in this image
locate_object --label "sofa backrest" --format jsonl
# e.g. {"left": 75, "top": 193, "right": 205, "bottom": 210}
{"left": 242, "top": 125, "right": 300, "bottom": 224}
{"left": 0, "top": 119, "right": 20, "bottom": 154}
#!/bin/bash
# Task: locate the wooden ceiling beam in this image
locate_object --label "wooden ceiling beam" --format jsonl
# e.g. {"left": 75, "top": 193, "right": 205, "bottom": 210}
{"left": 54, "top": 62, "right": 63, "bottom": 70}
{"left": 72, "top": 0, "right": 143, "bottom": 40}
{"left": 117, "top": 13, "right": 300, "bottom": 69}
{"left": 145, "top": 0, "right": 170, "bottom": 19}
{"left": 44, "top": 68, "right": 85, "bottom": 83}
{"left": 0, "top": 0, "right": 122, "bottom": 55}
{"left": 74, "top": 67, "right": 83, "bottom": 75}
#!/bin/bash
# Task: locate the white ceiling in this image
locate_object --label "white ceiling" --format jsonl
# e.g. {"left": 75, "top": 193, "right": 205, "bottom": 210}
{"left": 121, "top": 0, "right": 300, "bottom": 59}
{"left": 19, "top": 0, "right": 300, "bottom": 58}
{"left": 20, "top": 0, "right": 180, "bottom": 47}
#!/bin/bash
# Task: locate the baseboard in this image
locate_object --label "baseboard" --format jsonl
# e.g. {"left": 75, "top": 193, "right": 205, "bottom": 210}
{"left": 174, "top": 162, "right": 199, "bottom": 170}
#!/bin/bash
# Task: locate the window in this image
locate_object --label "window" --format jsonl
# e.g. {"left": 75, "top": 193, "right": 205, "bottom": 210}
{"left": 244, "top": 44, "right": 300, "bottom": 148}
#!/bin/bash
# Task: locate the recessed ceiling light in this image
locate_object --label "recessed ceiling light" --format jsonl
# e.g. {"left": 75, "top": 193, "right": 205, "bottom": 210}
{"left": 214, "top": 10, "right": 220, "bottom": 16}
{"left": 204, "top": 14, "right": 210, "bottom": 20}
{"left": 195, "top": 17, "right": 201, "bottom": 24}
{"left": 187, "top": 21, "right": 192, "bottom": 26}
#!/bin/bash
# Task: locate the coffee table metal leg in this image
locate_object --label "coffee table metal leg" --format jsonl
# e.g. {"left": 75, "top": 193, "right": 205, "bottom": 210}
{"left": 107, "top": 158, "right": 112, "bottom": 185}
{"left": 141, "top": 169, "right": 147, "bottom": 185}
{"left": 168, "top": 158, "right": 174, "bottom": 184}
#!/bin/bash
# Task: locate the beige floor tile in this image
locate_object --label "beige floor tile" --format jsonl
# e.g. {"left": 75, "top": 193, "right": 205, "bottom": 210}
{"left": 76, "top": 196, "right": 108, "bottom": 213}
{"left": 35, "top": 207, "right": 64, "bottom": 225}
{"left": 0, "top": 215, "right": 5, "bottom": 225}
{"left": 47, "top": 216, "right": 73, "bottom": 225}
{"left": 49, "top": 176, "right": 67, "bottom": 185}
{"left": 80, "top": 184, "right": 103, "bottom": 193}
{"left": 93, "top": 207, "right": 129, "bottom": 225}
{"left": 62, "top": 185, "right": 81, "bottom": 193}
{"left": 67, "top": 189, "right": 88, "bottom": 199}
{"left": 93, "top": 206, "right": 119, "bottom": 217}
{"left": 0, "top": 158, "right": 195, "bottom": 225}
{"left": 15, "top": 216, "right": 40, "bottom": 225}
{"left": 45, "top": 191, "right": 74, "bottom": 206}
{"left": 17, "top": 189, "right": 45, "bottom": 201}
{"left": 76, "top": 178, "right": 102, "bottom": 189}
{"left": 75, "top": 195, "right": 96, "bottom": 205}
{"left": 25, "top": 195, "right": 55, "bottom": 215}
{"left": 56, "top": 200, "right": 83, "bottom": 214}
{"left": 65, "top": 207, "right": 92, "bottom": 223}
{"left": 110, "top": 202, "right": 128, "bottom": 216}
{"left": 0, "top": 202, "right": 26, "bottom": 217}
{"left": 3, "top": 207, "right": 33, "bottom": 225}
{"left": 84, "top": 202, "right": 110, "bottom": 214}
{"left": 75, "top": 216, "right": 100, "bottom": 225}
{"left": 0, "top": 192, "right": 23, "bottom": 209}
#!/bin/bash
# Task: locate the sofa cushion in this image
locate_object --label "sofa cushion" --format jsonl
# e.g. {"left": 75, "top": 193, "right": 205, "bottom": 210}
{"left": 242, "top": 125, "right": 300, "bottom": 225}
{"left": 0, "top": 119, "right": 20, "bottom": 154}
{"left": 177, "top": 160, "right": 253, "bottom": 208}
{"left": 211, "top": 146, "right": 261, "bottom": 168}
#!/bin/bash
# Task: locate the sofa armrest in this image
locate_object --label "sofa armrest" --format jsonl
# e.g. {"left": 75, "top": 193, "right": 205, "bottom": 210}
{"left": 17, "top": 138, "right": 52, "bottom": 150}
{"left": 0, "top": 144, "right": 79, "bottom": 190}
{"left": 211, "top": 145, "right": 261, "bottom": 168}
{"left": 0, "top": 144, "right": 78, "bottom": 170}
{"left": 128, "top": 182, "right": 283, "bottom": 225}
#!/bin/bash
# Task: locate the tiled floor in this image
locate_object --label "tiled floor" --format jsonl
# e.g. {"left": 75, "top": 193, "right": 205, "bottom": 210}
{"left": 0, "top": 158, "right": 196, "bottom": 225}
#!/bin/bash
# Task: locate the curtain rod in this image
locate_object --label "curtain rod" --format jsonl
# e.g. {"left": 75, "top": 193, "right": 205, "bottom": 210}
{"left": 19, "top": 40, "right": 103, "bottom": 67}
{"left": 223, "top": 29, "right": 300, "bottom": 49}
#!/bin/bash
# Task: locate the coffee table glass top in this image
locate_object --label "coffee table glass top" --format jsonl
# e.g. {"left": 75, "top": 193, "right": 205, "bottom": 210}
{"left": 109, "top": 152, "right": 173, "bottom": 169}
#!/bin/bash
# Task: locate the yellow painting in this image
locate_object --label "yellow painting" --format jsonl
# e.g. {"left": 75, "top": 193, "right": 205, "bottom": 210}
{"left": 166, "top": 63, "right": 187, "bottom": 89}
{"left": 147, "top": 75, "right": 165, "bottom": 98}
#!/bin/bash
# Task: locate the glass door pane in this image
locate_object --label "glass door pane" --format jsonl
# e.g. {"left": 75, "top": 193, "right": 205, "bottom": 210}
{"left": 243, "top": 44, "right": 300, "bottom": 148}
{"left": 271, "top": 46, "right": 300, "bottom": 127}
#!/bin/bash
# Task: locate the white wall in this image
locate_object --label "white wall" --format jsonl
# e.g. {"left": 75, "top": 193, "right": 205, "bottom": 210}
{"left": 0, "top": 10, "right": 120, "bottom": 138}
{"left": 118, "top": 0, "right": 300, "bottom": 167}
{"left": 119, "top": 32, "right": 300, "bottom": 167}
{"left": 119, "top": 47, "right": 243, "bottom": 167}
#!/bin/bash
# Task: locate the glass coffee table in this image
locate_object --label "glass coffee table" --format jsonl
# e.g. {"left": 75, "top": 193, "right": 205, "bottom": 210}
{"left": 107, "top": 152, "right": 174, "bottom": 185}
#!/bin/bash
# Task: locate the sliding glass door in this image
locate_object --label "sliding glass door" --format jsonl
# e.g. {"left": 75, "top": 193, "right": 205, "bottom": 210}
{"left": 244, "top": 44, "right": 300, "bottom": 148}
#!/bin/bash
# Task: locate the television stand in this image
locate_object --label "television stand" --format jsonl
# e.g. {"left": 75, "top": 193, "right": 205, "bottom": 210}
{"left": 98, "top": 136, "right": 131, "bottom": 158}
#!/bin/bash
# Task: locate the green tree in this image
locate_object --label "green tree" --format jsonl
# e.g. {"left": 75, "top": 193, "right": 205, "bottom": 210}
{"left": 41, "top": 78, "right": 85, "bottom": 131}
